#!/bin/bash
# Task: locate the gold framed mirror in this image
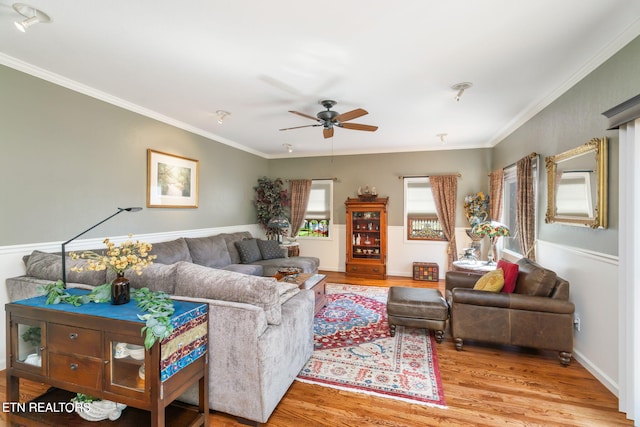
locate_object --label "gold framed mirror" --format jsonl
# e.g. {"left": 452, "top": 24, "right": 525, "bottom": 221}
{"left": 545, "top": 137, "right": 607, "bottom": 228}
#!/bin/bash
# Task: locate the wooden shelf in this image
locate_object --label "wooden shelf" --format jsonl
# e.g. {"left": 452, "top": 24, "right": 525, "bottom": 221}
{"left": 6, "top": 388, "right": 205, "bottom": 427}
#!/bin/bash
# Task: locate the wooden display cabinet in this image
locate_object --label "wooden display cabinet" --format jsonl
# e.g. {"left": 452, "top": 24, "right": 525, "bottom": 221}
{"left": 345, "top": 197, "right": 388, "bottom": 279}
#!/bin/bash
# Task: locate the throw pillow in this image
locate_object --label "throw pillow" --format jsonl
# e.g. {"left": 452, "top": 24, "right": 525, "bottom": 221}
{"left": 235, "top": 238, "right": 262, "bottom": 264}
{"left": 498, "top": 260, "right": 519, "bottom": 293}
{"left": 472, "top": 268, "right": 505, "bottom": 292}
{"left": 256, "top": 239, "right": 283, "bottom": 260}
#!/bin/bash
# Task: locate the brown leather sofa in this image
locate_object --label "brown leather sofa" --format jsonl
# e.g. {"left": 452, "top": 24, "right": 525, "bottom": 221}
{"left": 445, "top": 258, "right": 575, "bottom": 366}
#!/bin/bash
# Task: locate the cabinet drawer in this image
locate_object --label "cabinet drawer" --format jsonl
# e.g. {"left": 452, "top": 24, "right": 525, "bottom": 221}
{"left": 48, "top": 324, "right": 101, "bottom": 357}
{"left": 346, "top": 263, "right": 386, "bottom": 278}
{"left": 50, "top": 353, "right": 102, "bottom": 389}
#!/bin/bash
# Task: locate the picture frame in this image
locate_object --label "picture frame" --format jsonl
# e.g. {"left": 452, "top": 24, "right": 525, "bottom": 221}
{"left": 147, "top": 149, "right": 199, "bottom": 208}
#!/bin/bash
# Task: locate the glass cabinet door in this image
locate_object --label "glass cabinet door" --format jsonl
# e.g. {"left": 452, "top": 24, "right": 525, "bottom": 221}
{"left": 105, "top": 335, "right": 147, "bottom": 399}
{"left": 12, "top": 317, "right": 44, "bottom": 371}
{"left": 351, "top": 210, "right": 382, "bottom": 260}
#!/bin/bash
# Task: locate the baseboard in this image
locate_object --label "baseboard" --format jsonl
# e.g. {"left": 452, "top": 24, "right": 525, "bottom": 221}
{"left": 573, "top": 349, "right": 619, "bottom": 397}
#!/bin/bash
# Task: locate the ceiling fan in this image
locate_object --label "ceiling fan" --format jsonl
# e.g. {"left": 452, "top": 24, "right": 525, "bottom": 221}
{"left": 279, "top": 100, "right": 378, "bottom": 139}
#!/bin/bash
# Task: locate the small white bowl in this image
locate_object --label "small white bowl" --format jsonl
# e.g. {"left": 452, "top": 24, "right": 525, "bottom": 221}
{"left": 126, "top": 344, "right": 145, "bottom": 360}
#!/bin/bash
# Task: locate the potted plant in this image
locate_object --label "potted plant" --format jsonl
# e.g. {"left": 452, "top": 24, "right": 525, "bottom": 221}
{"left": 254, "top": 177, "right": 290, "bottom": 239}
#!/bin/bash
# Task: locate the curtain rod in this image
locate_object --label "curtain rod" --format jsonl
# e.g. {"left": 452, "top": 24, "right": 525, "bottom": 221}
{"left": 284, "top": 177, "right": 338, "bottom": 182}
{"left": 499, "top": 152, "right": 538, "bottom": 172}
{"left": 398, "top": 173, "right": 461, "bottom": 180}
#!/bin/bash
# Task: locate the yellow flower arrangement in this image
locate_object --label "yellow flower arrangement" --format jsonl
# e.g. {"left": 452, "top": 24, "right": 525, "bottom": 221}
{"left": 464, "top": 192, "right": 490, "bottom": 227}
{"left": 472, "top": 221, "right": 510, "bottom": 240}
{"left": 70, "top": 235, "right": 157, "bottom": 276}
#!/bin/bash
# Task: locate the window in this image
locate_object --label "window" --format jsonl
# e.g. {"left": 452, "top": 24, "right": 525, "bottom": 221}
{"left": 502, "top": 162, "right": 538, "bottom": 255}
{"left": 404, "top": 177, "right": 445, "bottom": 241}
{"left": 503, "top": 167, "right": 521, "bottom": 253}
{"left": 298, "top": 180, "right": 333, "bottom": 238}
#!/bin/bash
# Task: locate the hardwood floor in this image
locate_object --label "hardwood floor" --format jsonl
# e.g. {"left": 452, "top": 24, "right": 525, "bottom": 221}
{"left": 0, "top": 272, "right": 631, "bottom": 426}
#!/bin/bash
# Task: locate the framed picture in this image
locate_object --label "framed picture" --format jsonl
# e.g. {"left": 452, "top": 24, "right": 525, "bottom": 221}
{"left": 147, "top": 149, "right": 199, "bottom": 208}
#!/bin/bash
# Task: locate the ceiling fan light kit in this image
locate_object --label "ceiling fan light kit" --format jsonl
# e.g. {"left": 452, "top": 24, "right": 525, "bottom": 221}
{"left": 216, "top": 110, "right": 231, "bottom": 124}
{"left": 12, "top": 3, "right": 51, "bottom": 32}
{"left": 451, "top": 82, "right": 473, "bottom": 101}
{"left": 280, "top": 99, "right": 378, "bottom": 139}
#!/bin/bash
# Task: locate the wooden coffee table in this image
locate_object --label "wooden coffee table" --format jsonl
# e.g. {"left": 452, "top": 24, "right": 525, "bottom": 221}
{"left": 279, "top": 273, "right": 327, "bottom": 315}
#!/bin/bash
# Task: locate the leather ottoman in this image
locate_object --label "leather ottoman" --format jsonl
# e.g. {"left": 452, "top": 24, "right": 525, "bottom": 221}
{"left": 387, "top": 287, "right": 449, "bottom": 343}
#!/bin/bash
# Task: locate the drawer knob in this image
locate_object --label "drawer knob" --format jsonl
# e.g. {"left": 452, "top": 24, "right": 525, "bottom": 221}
{"left": 69, "top": 363, "right": 78, "bottom": 371}
{"left": 69, "top": 333, "right": 78, "bottom": 340}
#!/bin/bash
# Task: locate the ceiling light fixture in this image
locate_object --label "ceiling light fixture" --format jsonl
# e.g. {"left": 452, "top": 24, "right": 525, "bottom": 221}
{"left": 282, "top": 143, "right": 293, "bottom": 153}
{"left": 436, "top": 133, "right": 448, "bottom": 143}
{"left": 12, "top": 3, "right": 51, "bottom": 32}
{"left": 216, "top": 110, "right": 230, "bottom": 124}
{"left": 451, "top": 82, "right": 473, "bottom": 102}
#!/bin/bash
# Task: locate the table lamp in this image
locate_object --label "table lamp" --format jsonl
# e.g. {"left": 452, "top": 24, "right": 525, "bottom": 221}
{"left": 267, "top": 216, "right": 290, "bottom": 243}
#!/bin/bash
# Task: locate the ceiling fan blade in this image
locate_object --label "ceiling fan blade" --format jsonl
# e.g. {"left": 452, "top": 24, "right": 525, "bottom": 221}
{"left": 340, "top": 123, "right": 378, "bottom": 132}
{"left": 323, "top": 127, "right": 334, "bottom": 139}
{"left": 279, "top": 124, "right": 321, "bottom": 131}
{"left": 335, "top": 108, "right": 368, "bottom": 123}
{"left": 289, "top": 110, "right": 321, "bottom": 122}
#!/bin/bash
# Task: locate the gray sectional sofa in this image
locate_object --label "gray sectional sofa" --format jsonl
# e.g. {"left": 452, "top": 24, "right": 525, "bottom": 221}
{"left": 5, "top": 231, "right": 320, "bottom": 425}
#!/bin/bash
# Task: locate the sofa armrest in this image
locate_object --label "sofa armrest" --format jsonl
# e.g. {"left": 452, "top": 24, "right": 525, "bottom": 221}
{"left": 451, "top": 288, "right": 575, "bottom": 315}
{"left": 509, "top": 293, "right": 575, "bottom": 314}
{"left": 451, "top": 288, "right": 510, "bottom": 308}
{"left": 170, "top": 295, "right": 269, "bottom": 337}
{"left": 6, "top": 276, "right": 95, "bottom": 302}
{"left": 445, "top": 271, "right": 483, "bottom": 292}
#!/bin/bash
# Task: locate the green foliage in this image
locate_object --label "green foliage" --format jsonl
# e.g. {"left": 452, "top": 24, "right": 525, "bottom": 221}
{"left": 40, "top": 282, "right": 174, "bottom": 351}
{"left": 71, "top": 393, "right": 101, "bottom": 403}
{"left": 40, "top": 281, "right": 111, "bottom": 306}
{"left": 132, "top": 287, "right": 175, "bottom": 350}
{"left": 21, "top": 326, "right": 41, "bottom": 347}
{"left": 254, "top": 177, "right": 291, "bottom": 235}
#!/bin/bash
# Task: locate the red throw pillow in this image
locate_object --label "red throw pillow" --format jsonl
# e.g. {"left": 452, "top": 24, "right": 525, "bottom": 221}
{"left": 498, "top": 260, "right": 519, "bottom": 293}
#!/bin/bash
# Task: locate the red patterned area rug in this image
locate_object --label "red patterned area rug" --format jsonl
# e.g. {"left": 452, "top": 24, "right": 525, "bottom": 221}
{"left": 296, "top": 284, "right": 446, "bottom": 408}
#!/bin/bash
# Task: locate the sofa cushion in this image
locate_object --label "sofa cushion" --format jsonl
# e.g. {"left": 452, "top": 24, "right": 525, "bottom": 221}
{"left": 277, "top": 282, "right": 300, "bottom": 305}
{"left": 472, "top": 268, "right": 504, "bottom": 292}
{"left": 222, "top": 232, "right": 254, "bottom": 264}
{"left": 254, "top": 256, "right": 320, "bottom": 277}
{"left": 149, "top": 238, "right": 193, "bottom": 264}
{"left": 235, "top": 239, "right": 262, "bottom": 264}
{"left": 498, "top": 260, "right": 519, "bottom": 293}
{"left": 185, "top": 235, "right": 232, "bottom": 268}
{"left": 26, "top": 250, "right": 107, "bottom": 286}
{"left": 173, "top": 262, "right": 282, "bottom": 325}
{"left": 106, "top": 263, "right": 177, "bottom": 294}
{"left": 256, "top": 239, "right": 282, "bottom": 260}
{"left": 515, "top": 258, "right": 557, "bottom": 297}
{"left": 220, "top": 264, "right": 264, "bottom": 276}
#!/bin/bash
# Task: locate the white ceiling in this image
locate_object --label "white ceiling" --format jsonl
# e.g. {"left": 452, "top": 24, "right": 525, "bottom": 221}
{"left": 1, "top": 1, "right": 640, "bottom": 158}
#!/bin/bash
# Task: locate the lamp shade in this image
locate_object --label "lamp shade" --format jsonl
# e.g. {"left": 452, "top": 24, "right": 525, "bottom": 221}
{"left": 267, "top": 217, "right": 290, "bottom": 229}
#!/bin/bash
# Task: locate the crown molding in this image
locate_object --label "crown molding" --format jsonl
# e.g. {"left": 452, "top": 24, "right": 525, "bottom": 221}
{"left": 488, "top": 16, "right": 640, "bottom": 147}
{"left": 0, "top": 53, "right": 270, "bottom": 159}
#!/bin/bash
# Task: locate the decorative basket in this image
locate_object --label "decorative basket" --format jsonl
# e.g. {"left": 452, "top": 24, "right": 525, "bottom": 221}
{"left": 358, "top": 194, "right": 377, "bottom": 202}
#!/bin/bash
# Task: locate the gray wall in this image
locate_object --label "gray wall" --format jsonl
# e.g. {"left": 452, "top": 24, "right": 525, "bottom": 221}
{"left": 269, "top": 148, "right": 491, "bottom": 227}
{"left": 0, "top": 65, "right": 267, "bottom": 246}
{"left": 492, "top": 36, "right": 640, "bottom": 256}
